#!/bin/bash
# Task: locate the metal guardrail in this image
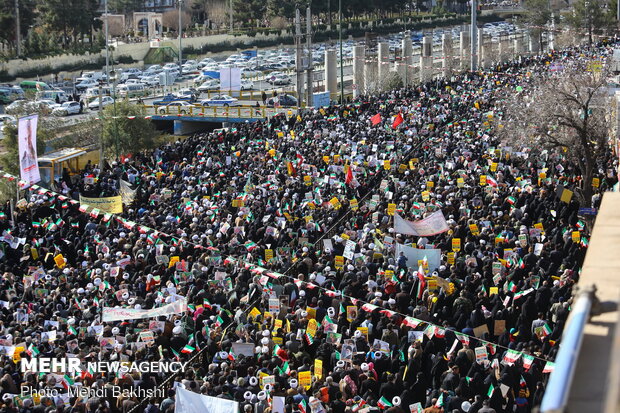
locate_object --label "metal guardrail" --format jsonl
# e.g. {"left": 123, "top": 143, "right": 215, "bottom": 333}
{"left": 540, "top": 288, "right": 593, "bottom": 413}
{"left": 143, "top": 104, "right": 298, "bottom": 119}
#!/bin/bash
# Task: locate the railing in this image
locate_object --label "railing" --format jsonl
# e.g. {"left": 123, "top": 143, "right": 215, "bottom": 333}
{"left": 540, "top": 288, "right": 594, "bottom": 413}
{"left": 143, "top": 104, "right": 298, "bottom": 119}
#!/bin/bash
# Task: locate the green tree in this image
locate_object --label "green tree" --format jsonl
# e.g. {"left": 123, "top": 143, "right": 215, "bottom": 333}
{"left": 38, "top": 0, "right": 101, "bottom": 47}
{"left": 101, "top": 101, "right": 162, "bottom": 160}
{"left": 234, "top": 0, "right": 266, "bottom": 27}
{"left": 0, "top": 0, "right": 37, "bottom": 54}
{"left": 566, "top": 0, "right": 615, "bottom": 44}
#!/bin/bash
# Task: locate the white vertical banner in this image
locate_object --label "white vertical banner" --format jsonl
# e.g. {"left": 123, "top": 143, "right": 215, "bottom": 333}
{"left": 220, "top": 68, "right": 241, "bottom": 96}
{"left": 18, "top": 114, "right": 40, "bottom": 188}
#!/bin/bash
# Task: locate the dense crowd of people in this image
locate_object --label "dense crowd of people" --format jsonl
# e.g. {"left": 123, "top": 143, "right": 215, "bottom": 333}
{"left": 0, "top": 40, "right": 617, "bottom": 413}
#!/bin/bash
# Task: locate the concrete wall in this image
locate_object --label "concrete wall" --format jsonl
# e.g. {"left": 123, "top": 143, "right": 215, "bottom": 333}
{"left": 0, "top": 31, "right": 291, "bottom": 80}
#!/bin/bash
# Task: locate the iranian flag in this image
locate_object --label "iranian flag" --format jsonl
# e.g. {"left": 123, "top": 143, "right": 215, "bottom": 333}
{"left": 416, "top": 269, "right": 426, "bottom": 299}
{"left": 377, "top": 396, "right": 393, "bottom": 409}
{"left": 507, "top": 281, "right": 517, "bottom": 292}
{"left": 362, "top": 303, "right": 378, "bottom": 312}
{"left": 486, "top": 175, "right": 498, "bottom": 188}
{"left": 424, "top": 324, "right": 435, "bottom": 339}
{"left": 67, "top": 326, "right": 77, "bottom": 336}
{"left": 503, "top": 349, "right": 521, "bottom": 365}
{"left": 455, "top": 332, "right": 470, "bottom": 346}
{"left": 227, "top": 351, "right": 236, "bottom": 361}
{"left": 62, "top": 374, "right": 75, "bottom": 389}
{"left": 536, "top": 323, "right": 552, "bottom": 337}
{"left": 487, "top": 384, "right": 495, "bottom": 397}
{"left": 299, "top": 400, "right": 308, "bottom": 413}
{"left": 507, "top": 196, "right": 516, "bottom": 205}
{"left": 244, "top": 241, "right": 258, "bottom": 252}
{"left": 280, "top": 361, "right": 291, "bottom": 375}
{"left": 181, "top": 345, "right": 195, "bottom": 354}
{"left": 434, "top": 327, "right": 446, "bottom": 338}
{"left": 434, "top": 393, "right": 444, "bottom": 408}
{"left": 522, "top": 354, "right": 534, "bottom": 371}
{"left": 402, "top": 317, "right": 421, "bottom": 328}
{"left": 27, "top": 344, "right": 40, "bottom": 356}
{"left": 543, "top": 361, "right": 555, "bottom": 373}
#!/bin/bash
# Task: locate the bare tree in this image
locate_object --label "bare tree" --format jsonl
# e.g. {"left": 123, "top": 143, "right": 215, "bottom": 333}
{"left": 206, "top": 0, "right": 229, "bottom": 28}
{"left": 162, "top": 9, "right": 193, "bottom": 31}
{"left": 497, "top": 62, "right": 610, "bottom": 206}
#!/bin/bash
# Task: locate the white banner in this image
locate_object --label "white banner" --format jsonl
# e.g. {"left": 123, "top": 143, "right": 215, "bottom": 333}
{"left": 102, "top": 298, "right": 187, "bottom": 322}
{"left": 395, "top": 243, "right": 441, "bottom": 272}
{"left": 18, "top": 114, "right": 40, "bottom": 188}
{"left": 394, "top": 211, "right": 449, "bottom": 236}
{"left": 175, "top": 387, "right": 238, "bottom": 413}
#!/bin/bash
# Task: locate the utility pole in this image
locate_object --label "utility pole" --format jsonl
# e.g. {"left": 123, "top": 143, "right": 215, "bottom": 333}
{"left": 15, "top": 0, "right": 20, "bottom": 57}
{"left": 306, "top": 7, "right": 313, "bottom": 107}
{"left": 295, "top": 9, "right": 304, "bottom": 107}
{"left": 338, "top": 0, "right": 344, "bottom": 103}
{"left": 229, "top": 0, "right": 233, "bottom": 34}
{"left": 104, "top": 0, "right": 109, "bottom": 84}
{"left": 178, "top": 0, "right": 183, "bottom": 69}
{"left": 98, "top": 84, "right": 104, "bottom": 167}
{"left": 470, "top": 0, "right": 477, "bottom": 71}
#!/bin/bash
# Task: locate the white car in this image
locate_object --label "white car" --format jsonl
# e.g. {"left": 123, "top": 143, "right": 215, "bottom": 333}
{"left": 75, "top": 79, "right": 99, "bottom": 91}
{"left": 240, "top": 79, "right": 254, "bottom": 90}
{"left": 52, "top": 101, "right": 81, "bottom": 116}
{"left": 200, "top": 95, "right": 239, "bottom": 107}
{"left": 197, "top": 79, "right": 220, "bottom": 92}
{"left": 158, "top": 101, "right": 195, "bottom": 114}
{"left": 88, "top": 96, "right": 114, "bottom": 109}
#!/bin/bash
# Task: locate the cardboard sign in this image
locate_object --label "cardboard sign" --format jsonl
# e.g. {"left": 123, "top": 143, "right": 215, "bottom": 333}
{"left": 265, "top": 249, "right": 274, "bottom": 261}
{"left": 314, "top": 359, "right": 323, "bottom": 379}
{"left": 383, "top": 160, "right": 391, "bottom": 170}
{"left": 350, "top": 199, "right": 359, "bottom": 210}
{"left": 447, "top": 252, "right": 455, "bottom": 265}
{"left": 480, "top": 175, "right": 487, "bottom": 186}
{"left": 335, "top": 256, "right": 344, "bottom": 268}
{"left": 473, "top": 324, "right": 489, "bottom": 337}
{"left": 469, "top": 224, "right": 480, "bottom": 236}
{"left": 571, "top": 231, "right": 581, "bottom": 243}
{"left": 592, "top": 177, "right": 600, "bottom": 188}
{"left": 387, "top": 203, "right": 396, "bottom": 216}
{"left": 494, "top": 320, "right": 506, "bottom": 336}
{"left": 298, "top": 371, "right": 312, "bottom": 389}
{"left": 452, "top": 238, "right": 461, "bottom": 252}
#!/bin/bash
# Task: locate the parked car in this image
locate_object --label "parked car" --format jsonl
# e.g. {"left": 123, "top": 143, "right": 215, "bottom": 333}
{"left": 75, "top": 78, "right": 99, "bottom": 91}
{"left": 200, "top": 95, "right": 240, "bottom": 107}
{"left": 267, "top": 74, "right": 292, "bottom": 85}
{"left": 240, "top": 79, "right": 254, "bottom": 90}
{"left": 157, "top": 101, "right": 194, "bottom": 115}
{"left": 266, "top": 94, "right": 298, "bottom": 107}
{"left": 52, "top": 101, "right": 81, "bottom": 116}
{"left": 88, "top": 96, "right": 114, "bottom": 110}
{"left": 173, "top": 88, "right": 196, "bottom": 100}
{"left": 5, "top": 100, "right": 27, "bottom": 114}
{"left": 197, "top": 79, "right": 220, "bottom": 92}
{"left": 153, "top": 93, "right": 194, "bottom": 105}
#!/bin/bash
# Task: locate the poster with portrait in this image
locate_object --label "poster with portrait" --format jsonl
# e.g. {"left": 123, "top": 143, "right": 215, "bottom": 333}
{"left": 18, "top": 114, "right": 40, "bottom": 188}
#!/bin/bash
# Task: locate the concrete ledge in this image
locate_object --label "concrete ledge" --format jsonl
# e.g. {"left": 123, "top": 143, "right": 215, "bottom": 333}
{"left": 568, "top": 192, "right": 620, "bottom": 413}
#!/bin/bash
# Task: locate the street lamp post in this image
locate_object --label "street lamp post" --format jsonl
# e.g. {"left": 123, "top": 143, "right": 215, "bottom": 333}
{"left": 104, "top": 0, "right": 109, "bottom": 84}
{"left": 178, "top": 0, "right": 183, "bottom": 69}
{"left": 338, "top": 0, "right": 344, "bottom": 103}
